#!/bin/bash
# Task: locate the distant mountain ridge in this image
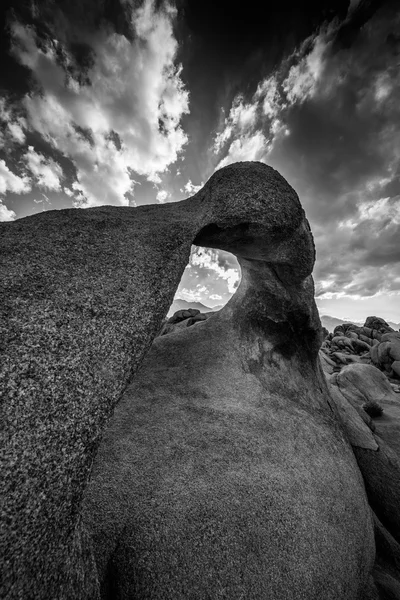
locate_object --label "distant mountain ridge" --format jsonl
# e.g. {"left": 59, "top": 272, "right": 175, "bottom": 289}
{"left": 167, "top": 298, "right": 213, "bottom": 317}
{"left": 320, "top": 314, "right": 400, "bottom": 333}
{"left": 169, "top": 301, "right": 399, "bottom": 332}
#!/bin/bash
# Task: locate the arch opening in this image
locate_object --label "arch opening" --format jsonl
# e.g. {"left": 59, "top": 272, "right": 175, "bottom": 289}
{"left": 168, "top": 244, "right": 241, "bottom": 317}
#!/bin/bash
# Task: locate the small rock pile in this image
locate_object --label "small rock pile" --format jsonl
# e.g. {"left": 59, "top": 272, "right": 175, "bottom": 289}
{"left": 159, "top": 308, "right": 214, "bottom": 336}
{"left": 320, "top": 316, "right": 400, "bottom": 393}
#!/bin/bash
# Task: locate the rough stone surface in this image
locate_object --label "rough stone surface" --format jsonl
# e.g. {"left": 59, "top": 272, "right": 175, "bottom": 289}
{"left": 327, "top": 382, "right": 378, "bottom": 451}
{"left": 335, "top": 364, "right": 398, "bottom": 410}
{"left": 83, "top": 186, "right": 375, "bottom": 597}
{"left": 372, "top": 512, "right": 400, "bottom": 600}
{"left": 1, "top": 161, "right": 378, "bottom": 599}
{"left": 320, "top": 319, "right": 400, "bottom": 384}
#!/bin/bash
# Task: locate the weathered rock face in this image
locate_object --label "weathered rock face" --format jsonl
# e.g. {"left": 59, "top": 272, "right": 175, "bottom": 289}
{"left": 1, "top": 161, "right": 377, "bottom": 599}
{"left": 82, "top": 171, "right": 376, "bottom": 597}
{"left": 320, "top": 318, "right": 400, "bottom": 394}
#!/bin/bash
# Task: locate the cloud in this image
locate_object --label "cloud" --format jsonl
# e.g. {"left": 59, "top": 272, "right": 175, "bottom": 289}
{"left": 23, "top": 146, "right": 63, "bottom": 191}
{"left": 0, "top": 99, "right": 27, "bottom": 146}
{"left": 254, "top": 76, "right": 282, "bottom": 119}
{"left": 156, "top": 189, "right": 169, "bottom": 203}
{"left": 216, "top": 131, "right": 268, "bottom": 169}
{"left": 282, "top": 26, "right": 332, "bottom": 104}
{"left": 174, "top": 246, "right": 240, "bottom": 309}
{"left": 9, "top": 0, "right": 189, "bottom": 207}
{"left": 214, "top": 96, "right": 258, "bottom": 153}
{"left": 213, "top": 4, "right": 400, "bottom": 308}
{"left": 7, "top": 121, "right": 26, "bottom": 144}
{"left": 183, "top": 180, "right": 203, "bottom": 195}
{"left": 190, "top": 246, "right": 240, "bottom": 294}
{"left": 64, "top": 187, "right": 74, "bottom": 197}
{"left": 0, "top": 159, "right": 31, "bottom": 195}
{"left": 178, "top": 285, "right": 209, "bottom": 304}
{"left": 0, "top": 202, "right": 16, "bottom": 221}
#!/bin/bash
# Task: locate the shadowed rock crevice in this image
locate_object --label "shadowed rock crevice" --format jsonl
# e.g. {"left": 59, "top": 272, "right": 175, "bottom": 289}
{"left": 1, "top": 161, "right": 378, "bottom": 599}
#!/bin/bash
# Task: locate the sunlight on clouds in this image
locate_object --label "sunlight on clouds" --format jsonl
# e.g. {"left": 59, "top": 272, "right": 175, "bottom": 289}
{"left": 9, "top": 0, "right": 189, "bottom": 207}
{"left": 357, "top": 197, "right": 400, "bottom": 224}
{"left": 216, "top": 131, "right": 268, "bottom": 169}
{"left": 190, "top": 247, "right": 240, "bottom": 294}
{"left": 184, "top": 180, "right": 203, "bottom": 195}
{"left": 213, "top": 22, "right": 336, "bottom": 168}
{"left": 255, "top": 76, "right": 282, "bottom": 119}
{"left": 0, "top": 157, "right": 29, "bottom": 221}
{"left": 0, "top": 202, "right": 17, "bottom": 221}
{"left": 156, "top": 189, "right": 169, "bottom": 203}
{"left": 214, "top": 96, "right": 259, "bottom": 154}
{"left": 7, "top": 122, "right": 26, "bottom": 144}
{"left": 283, "top": 30, "right": 331, "bottom": 103}
{"left": 0, "top": 159, "right": 31, "bottom": 195}
{"left": 0, "top": 99, "right": 27, "bottom": 146}
{"left": 179, "top": 285, "right": 209, "bottom": 303}
{"left": 212, "top": 6, "right": 400, "bottom": 320}
{"left": 23, "top": 147, "right": 63, "bottom": 191}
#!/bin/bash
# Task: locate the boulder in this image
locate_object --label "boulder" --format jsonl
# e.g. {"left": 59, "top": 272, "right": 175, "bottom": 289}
{"left": 159, "top": 310, "right": 211, "bottom": 336}
{"left": 0, "top": 161, "right": 380, "bottom": 599}
{"left": 82, "top": 171, "right": 376, "bottom": 598}
{"left": 364, "top": 317, "right": 394, "bottom": 335}
{"left": 335, "top": 363, "right": 397, "bottom": 409}
{"left": 168, "top": 308, "right": 201, "bottom": 324}
{"left": 334, "top": 363, "right": 400, "bottom": 458}
{"left": 370, "top": 335, "right": 400, "bottom": 380}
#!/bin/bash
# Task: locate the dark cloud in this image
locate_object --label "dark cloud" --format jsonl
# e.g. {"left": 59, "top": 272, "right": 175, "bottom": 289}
{"left": 174, "top": 0, "right": 350, "bottom": 184}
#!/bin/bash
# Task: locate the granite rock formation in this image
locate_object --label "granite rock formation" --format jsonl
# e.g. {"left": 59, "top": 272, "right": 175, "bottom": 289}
{"left": 0, "top": 161, "right": 397, "bottom": 599}
{"left": 82, "top": 164, "right": 377, "bottom": 599}
{"left": 320, "top": 317, "right": 400, "bottom": 393}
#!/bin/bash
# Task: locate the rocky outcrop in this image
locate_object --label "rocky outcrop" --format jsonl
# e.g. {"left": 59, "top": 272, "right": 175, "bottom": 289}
{"left": 158, "top": 308, "right": 213, "bottom": 336}
{"left": 81, "top": 167, "right": 377, "bottom": 598}
{"left": 320, "top": 318, "right": 400, "bottom": 394}
{"left": 0, "top": 161, "right": 394, "bottom": 599}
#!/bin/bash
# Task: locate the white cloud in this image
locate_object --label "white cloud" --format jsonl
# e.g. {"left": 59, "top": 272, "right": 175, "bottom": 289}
{"left": 10, "top": 0, "right": 189, "bottom": 208}
{"left": 229, "top": 98, "right": 257, "bottom": 130}
{"left": 0, "top": 159, "right": 31, "bottom": 195}
{"left": 209, "top": 294, "right": 222, "bottom": 300}
{"left": 0, "top": 99, "right": 27, "bottom": 146}
{"left": 0, "top": 202, "right": 16, "bottom": 221}
{"left": 190, "top": 246, "right": 240, "bottom": 294}
{"left": 156, "top": 189, "right": 169, "bottom": 203}
{"left": 23, "top": 146, "right": 63, "bottom": 191}
{"left": 184, "top": 179, "right": 203, "bottom": 195}
{"left": 214, "top": 96, "right": 258, "bottom": 154}
{"left": 283, "top": 30, "right": 331, "bottom": 103}
{"left": 216, "top": 131, "right": 268, "bottom": 170}
{"left": 213, "top": 23, "right": 336, "bottom": 168}
{"left": 255, "top": 76, "right": 282, "bottom": 119}
{"left": 7, "top": 121, "right": 26, "bottom": 144}
{"left": 178, "top": 287, "right": 207, "bottom": 303}
{"left": 357, "top": 196, "right": 400, "bottom": 225}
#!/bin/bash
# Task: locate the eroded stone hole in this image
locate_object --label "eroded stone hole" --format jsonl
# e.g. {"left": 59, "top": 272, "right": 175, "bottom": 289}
{"left": 167, "top": 245, "right": 242, "bottom": 318}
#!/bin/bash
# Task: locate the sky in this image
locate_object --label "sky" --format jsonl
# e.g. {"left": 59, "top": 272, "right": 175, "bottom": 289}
{"left": 1, "top": 0, "right": 399, "bottom": 323}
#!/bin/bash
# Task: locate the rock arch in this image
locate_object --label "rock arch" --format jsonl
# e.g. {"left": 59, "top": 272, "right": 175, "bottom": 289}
{"left": 1, "top": 162, "right": 375, "bottom": 599}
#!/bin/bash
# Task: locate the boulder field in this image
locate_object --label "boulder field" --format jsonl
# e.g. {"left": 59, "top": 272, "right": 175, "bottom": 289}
{"left": 1, "top": 162, "right": 400, "bottom": 599}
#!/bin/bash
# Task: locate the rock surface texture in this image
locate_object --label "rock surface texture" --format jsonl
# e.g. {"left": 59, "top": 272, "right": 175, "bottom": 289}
{"left": 0, "top": 161, "right": 393, "bottom": 599}
{"left": 320, "top": 318, "right": 400, "bottom": 392}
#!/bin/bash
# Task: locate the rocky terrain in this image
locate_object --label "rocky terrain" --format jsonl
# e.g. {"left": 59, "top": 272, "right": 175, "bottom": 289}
{"left": 320, "top": 316, "right": 400, "bottom": 392}
{"left": 1, "top": 161, "right": 400, "bottom": 599}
